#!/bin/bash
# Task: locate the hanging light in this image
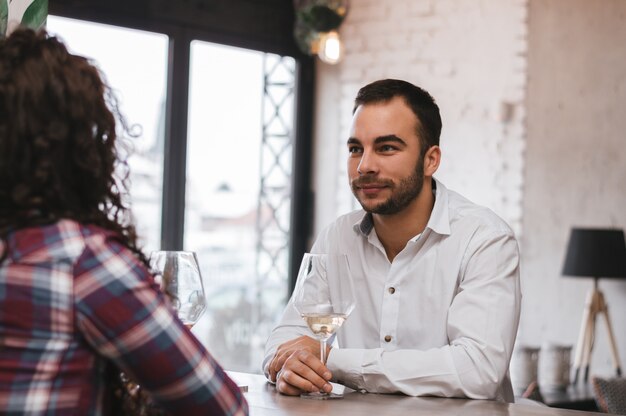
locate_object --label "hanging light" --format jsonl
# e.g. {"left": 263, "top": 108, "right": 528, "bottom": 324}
{"left": 317, "top": 30, "right": 342, "bottom": 64}
{"left": 293, "top": 0, "right": 348, "bottom": 65}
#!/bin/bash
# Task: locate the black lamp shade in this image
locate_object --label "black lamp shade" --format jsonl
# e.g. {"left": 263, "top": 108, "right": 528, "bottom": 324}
{"left": 562, "top": 228, "right": 626, "bottom": 278}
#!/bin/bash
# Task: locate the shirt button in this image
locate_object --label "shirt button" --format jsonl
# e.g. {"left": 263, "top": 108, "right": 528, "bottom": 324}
{"left": 388, "top": 287, "right": 395, "bottom": 294}
{"left": 384, "top": 335, "right": 392, "bottom": 342}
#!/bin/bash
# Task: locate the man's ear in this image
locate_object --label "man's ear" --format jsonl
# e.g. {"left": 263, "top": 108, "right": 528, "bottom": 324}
{"left": 424, "top": 145, "right": 441, "bottom": 177}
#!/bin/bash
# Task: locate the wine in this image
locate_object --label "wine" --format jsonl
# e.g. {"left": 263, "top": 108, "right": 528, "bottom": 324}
{"left": 293, "top": 253, "right": 355, "bottom": 399}
{"left": 301, "top": 313, "right": 347, "bottom": 339}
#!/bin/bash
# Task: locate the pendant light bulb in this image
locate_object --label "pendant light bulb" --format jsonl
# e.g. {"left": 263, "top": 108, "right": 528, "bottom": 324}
{"left": 318, "top": 31, "right": 342, "bottom": 65}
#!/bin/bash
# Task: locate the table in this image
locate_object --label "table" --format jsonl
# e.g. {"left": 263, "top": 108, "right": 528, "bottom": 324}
{"left": 227, "top": 372, "right": 605, "bottom": 416}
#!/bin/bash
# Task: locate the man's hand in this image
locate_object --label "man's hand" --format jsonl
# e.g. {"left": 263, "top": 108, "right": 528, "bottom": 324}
{"left": 269, "top": 336, "right": 326, "bottom": 382}
{"left": 268, "top": 336, "right": 333, "bottom": 396}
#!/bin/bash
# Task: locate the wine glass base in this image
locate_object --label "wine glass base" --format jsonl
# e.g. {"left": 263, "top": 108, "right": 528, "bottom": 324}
{"left": 300, "top": 392, "right": 344, "bottom": 400}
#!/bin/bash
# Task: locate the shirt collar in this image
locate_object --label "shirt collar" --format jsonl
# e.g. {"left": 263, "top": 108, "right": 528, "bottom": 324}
{"left": 354, "top": 212, "right": 374, "bottom": 236}
{"left": 427, "top": 177, "right": 451, "bottom": 236}
{"left": 352, "top": 177, "right": 451, "bottom": 237}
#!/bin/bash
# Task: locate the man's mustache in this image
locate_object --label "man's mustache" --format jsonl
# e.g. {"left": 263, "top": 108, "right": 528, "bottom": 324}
{"left": 351, "top": 176, "right": 394, "bottom": 188}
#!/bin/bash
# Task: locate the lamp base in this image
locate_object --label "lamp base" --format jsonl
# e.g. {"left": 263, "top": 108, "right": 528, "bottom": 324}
{"left": 571, "top": 279, "right": 622, "bottom": 383}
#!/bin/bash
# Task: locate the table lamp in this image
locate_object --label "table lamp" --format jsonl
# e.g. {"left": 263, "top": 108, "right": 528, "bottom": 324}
{"left": 562, "top": 228, "right": 626, "bottom": 383}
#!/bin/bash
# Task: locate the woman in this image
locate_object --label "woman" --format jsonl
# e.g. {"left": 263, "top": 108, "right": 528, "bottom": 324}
{"left": 0, "top": 28, "right": 247, "bottom": 415}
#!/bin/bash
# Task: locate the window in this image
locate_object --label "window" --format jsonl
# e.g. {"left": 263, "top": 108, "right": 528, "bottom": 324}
{"left": 185, "top": 41, "right": 295, "bottom": 372}
{"left": 45, "top": 4, "right": 313, "bottom": 374}
{"left": 47, "top": 16, "right": 167, "bottom": 253}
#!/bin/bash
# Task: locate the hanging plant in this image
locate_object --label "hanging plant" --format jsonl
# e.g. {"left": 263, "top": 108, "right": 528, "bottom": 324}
{"left": 293, "top": 0, "right": 348, "bottom": 55}
{"left": 299, "top": 4, "right": 344, "bottom": 32}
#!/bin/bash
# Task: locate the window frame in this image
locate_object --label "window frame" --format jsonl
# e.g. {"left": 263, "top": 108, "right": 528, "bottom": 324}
{"left": 49, "top": 0, "right": 315, "bottom": 294}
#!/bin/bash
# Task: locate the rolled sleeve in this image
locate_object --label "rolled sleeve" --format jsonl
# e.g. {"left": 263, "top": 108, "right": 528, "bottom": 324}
{"left": 326, "top": 347, "right": 366, "bottom": 389}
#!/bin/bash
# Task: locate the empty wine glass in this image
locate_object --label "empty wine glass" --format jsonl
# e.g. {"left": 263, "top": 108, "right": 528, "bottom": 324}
{"left": 150, "top": 250, "right": 207, "bottom": 327}
{"left": 292, "top": 253, "right": 356, "bottom": 400}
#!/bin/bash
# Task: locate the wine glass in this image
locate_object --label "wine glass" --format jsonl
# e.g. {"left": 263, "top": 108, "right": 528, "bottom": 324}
{"left": 150, "top": 250, "right": 207, "bottom": 328}
{"left": 292, "top": 253, "right": 356, "bottom": 400}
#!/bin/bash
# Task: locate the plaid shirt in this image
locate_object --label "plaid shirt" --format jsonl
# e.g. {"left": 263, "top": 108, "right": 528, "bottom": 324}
{"left": 0, "top": 220, "right": 248, "bottom": 415}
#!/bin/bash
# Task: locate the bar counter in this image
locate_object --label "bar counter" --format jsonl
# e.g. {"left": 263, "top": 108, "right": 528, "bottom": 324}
{"left": 227, "top": 372, "right": 604, "bottom": 416}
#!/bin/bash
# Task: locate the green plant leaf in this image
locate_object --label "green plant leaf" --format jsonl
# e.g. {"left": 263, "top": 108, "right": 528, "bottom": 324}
{"left": 299, "top": 5, "right": 343, "bottom": 32}
{"left": 21, "top": 0, "right": 47, "bottom": 30}
{"left": 294, "top": 19, "right": 318, "bottom": 55}
{"left": 0, "top": 0, "right": 9, "bottom": 37}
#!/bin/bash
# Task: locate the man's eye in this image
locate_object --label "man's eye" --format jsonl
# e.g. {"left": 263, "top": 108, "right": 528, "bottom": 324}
{"left": 380, "top": 145, "right": 396, "bottom": 152}
{"left": 348, "top": 146, "right": 362, "bottom": 154}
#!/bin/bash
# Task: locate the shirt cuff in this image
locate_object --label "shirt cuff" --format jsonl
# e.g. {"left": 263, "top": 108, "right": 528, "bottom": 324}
{"left": 326, "top": 348, "right": 365, "bottom": 389}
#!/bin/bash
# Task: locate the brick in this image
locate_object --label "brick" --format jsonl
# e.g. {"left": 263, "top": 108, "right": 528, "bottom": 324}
{"left": 343, "top": 51, "right": 377, "bottom": 67}
{"left": 408, "top": 0, "right": 434, "bottom": 16}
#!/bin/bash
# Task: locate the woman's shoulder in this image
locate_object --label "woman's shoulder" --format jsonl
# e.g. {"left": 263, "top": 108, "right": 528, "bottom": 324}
{"left": 4, "top": 219, "right": 130, "bottom": 264}
{"left": 5, "top": 219, "right": 88, "bottom": 263}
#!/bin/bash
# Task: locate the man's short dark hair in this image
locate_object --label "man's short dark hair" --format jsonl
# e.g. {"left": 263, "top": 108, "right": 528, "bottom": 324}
{"left": 353, "top": 79, "right": 442, "bottom": 151}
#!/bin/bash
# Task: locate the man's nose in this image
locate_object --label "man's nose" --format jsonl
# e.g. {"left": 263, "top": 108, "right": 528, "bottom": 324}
{"left": 357, "top": 150, "right": 377, "bottom": 175}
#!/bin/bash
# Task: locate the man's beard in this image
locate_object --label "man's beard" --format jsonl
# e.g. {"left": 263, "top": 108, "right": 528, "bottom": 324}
{"left": 351, "top": 156, "right": 425, "bottom": 215}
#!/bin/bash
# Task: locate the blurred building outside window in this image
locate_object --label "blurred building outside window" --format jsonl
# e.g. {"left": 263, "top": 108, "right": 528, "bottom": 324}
{"left": 47, "top": 17, "right": 294, "bottom": 374}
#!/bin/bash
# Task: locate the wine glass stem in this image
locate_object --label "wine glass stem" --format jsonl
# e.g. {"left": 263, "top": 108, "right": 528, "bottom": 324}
{"left": 320, "top": 338, "right": 327, "bottom": 364}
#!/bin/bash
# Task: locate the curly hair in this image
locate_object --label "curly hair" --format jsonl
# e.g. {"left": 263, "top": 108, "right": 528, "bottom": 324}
{"left": 0, "top": 27, "right": 147, "bottom": 266}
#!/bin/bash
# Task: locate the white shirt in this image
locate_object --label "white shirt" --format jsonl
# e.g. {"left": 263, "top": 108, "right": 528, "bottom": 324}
{"left": 263, "top": 179, "right": 521, "bottom": 402}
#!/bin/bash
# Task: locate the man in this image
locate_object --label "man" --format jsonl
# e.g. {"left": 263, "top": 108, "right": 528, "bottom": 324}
{"left": 263, "top": 79, "right": 521, "bottom": 402}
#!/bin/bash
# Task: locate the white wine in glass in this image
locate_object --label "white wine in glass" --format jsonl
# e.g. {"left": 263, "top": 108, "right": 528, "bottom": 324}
{"left": 292, "top": 253, "right": 356, "bottom": 400}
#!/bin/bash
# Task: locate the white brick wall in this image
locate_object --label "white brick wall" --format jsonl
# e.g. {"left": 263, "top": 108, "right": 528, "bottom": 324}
{"left": 313, "top": 0, "right": 626, "bottom": 381}
{"left": 319, "top": 0, "right": 529, "bottom": 237}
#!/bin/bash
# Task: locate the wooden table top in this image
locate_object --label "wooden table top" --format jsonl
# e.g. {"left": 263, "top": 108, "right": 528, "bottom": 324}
{"left": 227, "top": 372, "right": 605, "bottom": 416}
